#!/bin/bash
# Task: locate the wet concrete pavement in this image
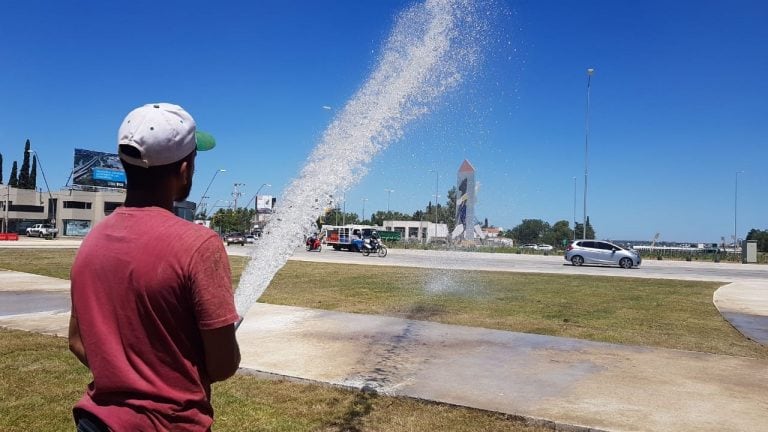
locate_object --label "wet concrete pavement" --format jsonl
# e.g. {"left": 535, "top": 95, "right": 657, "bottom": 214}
{"left": 238, "top": 302, "right": 767, "bottom": 432}
{"left": 2, "top": 245, "right": 768, "bottom": 431}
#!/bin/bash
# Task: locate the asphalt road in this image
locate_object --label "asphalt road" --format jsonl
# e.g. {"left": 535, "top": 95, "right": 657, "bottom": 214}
{"left": 11, "top": 237, "right": 767, "bottom": 283}
{"left": 287, "top": 246, "right": 768, "bottom": 283}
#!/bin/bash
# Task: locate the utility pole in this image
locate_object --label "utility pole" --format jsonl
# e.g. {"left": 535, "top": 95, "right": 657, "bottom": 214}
{"left": 232, "top": 183, "right": 245, "bottom": 211}
{"left": 583, "top": 68, "right": 594, "bottom": 239}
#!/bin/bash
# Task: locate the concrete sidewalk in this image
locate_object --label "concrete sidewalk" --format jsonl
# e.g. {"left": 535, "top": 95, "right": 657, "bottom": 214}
{"left": 714, "top": 281, "right": 768, "bottom": 344}
{"left": 2, "top": 268, "right": 768, "bottom": 431}
{"left": 237, "top": 303, "right": 767, "bottom": 432}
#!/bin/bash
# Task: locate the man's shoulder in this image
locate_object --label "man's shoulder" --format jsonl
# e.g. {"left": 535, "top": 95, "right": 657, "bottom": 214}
{"left": 164, "top": 216, "right": 221, "bottom": 244}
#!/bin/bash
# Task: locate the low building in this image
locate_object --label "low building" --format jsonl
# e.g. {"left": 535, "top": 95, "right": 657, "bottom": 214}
{"left": 381, "top": 220, "right": 448, "bottom": 243}
{"left": 2, "top": 185, "right": 126, "bottom": 236}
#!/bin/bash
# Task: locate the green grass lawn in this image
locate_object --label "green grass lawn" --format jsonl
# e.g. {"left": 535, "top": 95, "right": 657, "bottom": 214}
{"left": 0, "top": 329, "right": 548, "bottom": 432}
{"left": 0, "top": 249, "right": 764, "bottom": 358}
{"left": 1, "top": 248, "right": 766, "bottom": 430}
{"left": 262, "top": 261, "right": 765, "bottom": 358}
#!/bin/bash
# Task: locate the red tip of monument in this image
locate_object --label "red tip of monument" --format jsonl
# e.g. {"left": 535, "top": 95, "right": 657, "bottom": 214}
{"left": 458, "top": 159, "right": 475, "bottom": 173}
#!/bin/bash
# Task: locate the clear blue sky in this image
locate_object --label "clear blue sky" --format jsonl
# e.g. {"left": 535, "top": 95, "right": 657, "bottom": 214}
{"left": 1, "top": 0, "right": 766, "bottom": 243}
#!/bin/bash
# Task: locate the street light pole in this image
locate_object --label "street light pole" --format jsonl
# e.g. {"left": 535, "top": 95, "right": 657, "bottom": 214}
{"left": 198, "top": 169, "right": 225, "bottom": 217}
{"left": 28, "top": 149, "right": 55, "bottom": 226}
{"left": 735, "top": 170, "right": 743, "bottom": 250}
{"left": 361, "top": 198, "right": 368, "bottom": 223}
{"left": 384, "top": 188, "right": 394, "bottom": 213}
{"left": 573, "top": 176, "right": 577, "bottom": 241}
{"left": 583, "top": 68, "right": 594, "bottom": 240}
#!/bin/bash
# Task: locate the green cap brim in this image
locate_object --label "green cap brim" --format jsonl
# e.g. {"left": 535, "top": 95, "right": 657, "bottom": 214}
{"left": 195, "top": 131, "right": 216, "bottom": 151}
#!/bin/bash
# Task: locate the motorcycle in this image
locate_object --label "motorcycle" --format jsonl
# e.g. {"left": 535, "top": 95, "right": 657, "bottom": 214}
{"left": 306, "top": 236, "right": 322, "bottom": 252}
{"left": 361, "top": 238, "right": 387, "bottom": 257}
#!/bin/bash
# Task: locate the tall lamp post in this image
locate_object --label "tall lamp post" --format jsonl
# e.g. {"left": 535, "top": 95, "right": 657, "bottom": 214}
{"left": 198, "top": 168, "right": 225, "bottom": 217}
{"left": 384, "top": 188, "right": 394, "bottom": 213}
{"left": 27, "top": 149, "right": 55, "bottom": 227}
{"left": 735, "top": 170, "right": 743, "bottom": 251}
{"left": 582, "top": 68, "right": 594, "bottom": 239}
{"left": 572, "top": 176, "right": 577, "bottom": 241}
{"left": 361, "top": 198, "right": 368, "bottom": 223}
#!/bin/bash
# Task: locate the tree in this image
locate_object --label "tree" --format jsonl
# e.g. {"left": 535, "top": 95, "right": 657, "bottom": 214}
{"left": 8, "top": 161, "right": 18, "bottom": 187}
{"left": 542, "top": 220, "right": 574, "bottom": 247}
{"left": 0, "top": 153, "right": 3, "bottom": 184}
{"left": 318, "top": 206, "right": 360, "bottom": 227}
{"left": 444, "top": 186, "right": 457, "bottom": 231}
{"left": 573, "top": 216, "right": 596, "bottom": 239}
{"left": 510, "top": 219, "right": 551, "bottom": 245}
{"left": 19, "top": 139, "right": 31, "bottom": 189}
{"left": 746, "top": 229, "right": 768, "bottom": 253}
{"left": 210, "top": 207, "right": 256, "bottom": 234}
{"left": 29, "top": 156, "right": 37, "bottom": 189}
{"left": 368, "top": 210, "right": 411, "bottom": 227}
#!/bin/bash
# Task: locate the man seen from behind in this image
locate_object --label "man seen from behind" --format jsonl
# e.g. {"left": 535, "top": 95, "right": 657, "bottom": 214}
{"left": 68, "top": 103, "right": 241, "bottom": 431}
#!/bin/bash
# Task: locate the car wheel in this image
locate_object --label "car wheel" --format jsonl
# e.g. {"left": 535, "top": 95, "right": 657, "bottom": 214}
{"left": 619, "top": 257, "right": 633, "bottom": 269}
{"left": 571, "top": 255, "right": 584, "bottom": 266}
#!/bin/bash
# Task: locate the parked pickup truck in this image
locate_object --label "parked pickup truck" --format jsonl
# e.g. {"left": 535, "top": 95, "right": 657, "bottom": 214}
{"left": 26, "top": 224, "right": 58, "bottom": 238}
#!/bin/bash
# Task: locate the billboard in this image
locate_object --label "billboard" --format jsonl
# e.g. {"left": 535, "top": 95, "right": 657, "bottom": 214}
{"left": 73, "top": 148, "right": 126, "bottom": 189}
{"left": 256, "top": 195, "right": 275, "bottom": 213}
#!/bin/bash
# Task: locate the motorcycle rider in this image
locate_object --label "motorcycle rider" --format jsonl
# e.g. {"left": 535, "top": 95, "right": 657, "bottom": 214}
{"left": 368, "top": 230, "right": 380, "bottom": 250}
{"left": 307, "top": 232, "right": 320, "bottom": 250}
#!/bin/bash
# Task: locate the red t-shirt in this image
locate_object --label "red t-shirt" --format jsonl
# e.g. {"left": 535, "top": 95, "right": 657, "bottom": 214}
{"left": 70, "top": 206, "right": 239, "bottom": 431}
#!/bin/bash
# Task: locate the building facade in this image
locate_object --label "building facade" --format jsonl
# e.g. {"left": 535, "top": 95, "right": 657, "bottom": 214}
{"left": 2, "top": 185, "right": 125, "bottom": 236}
{"left": 381, "top": 220, "right": 448, "bottom": 243}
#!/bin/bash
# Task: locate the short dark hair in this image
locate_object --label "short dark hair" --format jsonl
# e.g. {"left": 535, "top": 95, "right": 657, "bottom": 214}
{"left": 119, "top": 147, "right": 196, "bottom": 190}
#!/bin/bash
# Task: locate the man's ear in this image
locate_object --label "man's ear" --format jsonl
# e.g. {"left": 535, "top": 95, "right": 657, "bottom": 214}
{"left": 179, "top": 160, "right": 191, "bottom": 186}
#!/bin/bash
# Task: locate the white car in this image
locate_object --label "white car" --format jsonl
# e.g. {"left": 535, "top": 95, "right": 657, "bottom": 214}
{"left": 536, "top": 244, "right": 554, "bottom": 251}
{"left": 565, "top": 240, "right": 642, "bottom": 269}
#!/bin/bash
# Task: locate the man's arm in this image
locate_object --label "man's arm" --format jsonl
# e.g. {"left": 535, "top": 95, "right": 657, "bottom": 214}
{"left": 68, "top": 309, "right": 89, "bottom": 368}
{"left": 200, "top": 324, "right": 240, "bottom": 382}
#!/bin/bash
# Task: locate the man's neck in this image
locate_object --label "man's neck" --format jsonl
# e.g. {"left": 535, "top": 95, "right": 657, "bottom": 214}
{"left": 123, "top": 190, "right": 174, "bottom": 211}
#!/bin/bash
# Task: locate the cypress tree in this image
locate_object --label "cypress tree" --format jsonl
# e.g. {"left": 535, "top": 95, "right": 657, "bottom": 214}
{"left": 9, "top": 161, "right": 18, "bottom": 187}
{"left": 30, "top": 156, "right": 37, "bottom": 189}
{"left": 19, "top": 139, "right": 31, "bottom": 189}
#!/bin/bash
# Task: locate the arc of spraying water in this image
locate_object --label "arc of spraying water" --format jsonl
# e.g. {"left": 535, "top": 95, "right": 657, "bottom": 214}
{"left": 234, "top": 0, "right": 484, "bottom": 315}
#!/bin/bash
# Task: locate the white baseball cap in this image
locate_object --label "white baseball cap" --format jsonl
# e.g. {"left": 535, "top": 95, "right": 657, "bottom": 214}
{"left": 118, "top": 103, "right": 216, "bottom": 167}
